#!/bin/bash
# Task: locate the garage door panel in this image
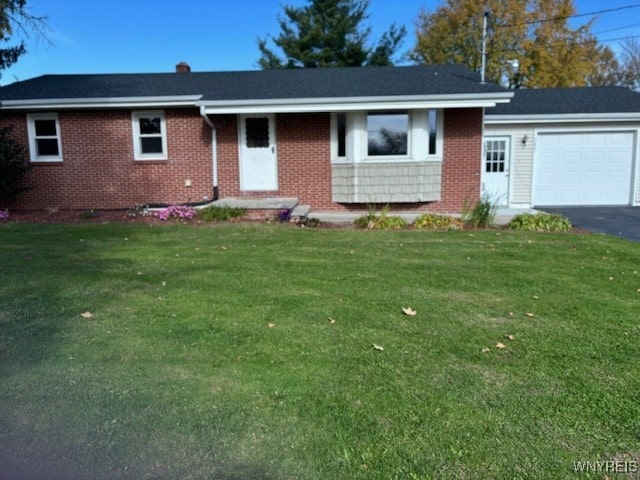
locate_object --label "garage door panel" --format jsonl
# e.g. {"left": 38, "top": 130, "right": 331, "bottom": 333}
{"left": 534, "top": 132, "right": 633, "bottom": 206}
{"left": 586, "top": 133, "right": 606, "bottom": 145}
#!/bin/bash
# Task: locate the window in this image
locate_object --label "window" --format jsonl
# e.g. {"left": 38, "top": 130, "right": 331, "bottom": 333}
{"left": 245, "top": 117, "right": 270, "bottom": 148}
{"left": 331, "top": 109, "right": 442, "bottom": 163}
{"left": 336, "top": 113, "right": 346, "bottom": 158}
{"left": 484, "top": 139, "right": 507, "bottom": 173}
{"left": 367, "top": 111, "right": 409, "bottom": 156}
{"left": 427, "top": 110, "right": 438, "bottom": 155}
{"left": 132, "top": 111, "right": 167, "bottom": 160}
{"left": 27, "top": 113, "right": 63, "bottom": 162}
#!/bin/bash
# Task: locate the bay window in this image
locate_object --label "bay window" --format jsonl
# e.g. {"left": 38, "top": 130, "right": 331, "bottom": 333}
{"left": 331, "top": 109, "right": 442, "bottom": 163}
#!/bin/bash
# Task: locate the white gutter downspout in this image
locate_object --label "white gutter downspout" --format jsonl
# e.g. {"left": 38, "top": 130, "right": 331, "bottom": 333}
{"left": 199, "top": 106, "right": 219, "bottom": 201}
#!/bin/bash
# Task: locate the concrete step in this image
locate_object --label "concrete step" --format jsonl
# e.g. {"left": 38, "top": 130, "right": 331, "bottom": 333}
{"left": 206, "top": 197, "right": 299, "bottom": 210}
{"left": 290, "top": 204, "right": 311, "bottom": 219}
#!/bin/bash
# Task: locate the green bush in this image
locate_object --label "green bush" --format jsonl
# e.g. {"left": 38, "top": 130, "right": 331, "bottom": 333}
{"left": 508, "top": 212, "right": 572, "bottom": 232}
{"left": 414, "top": 213, "right": 462, "bottom": 230}
{"left": 461, "top": 195, "right": 497, "bottom": 228}
{"left": 354, "top": 205, "right": 408, "bottom": 230}
{"left": 300, "top": 217, "right": 321, "bottom": 228}
{"left": 0, "top": 126, "right": 31, "bottom": 204}
{"left": 197, "top": 205, "right": 246, "bottom": 222}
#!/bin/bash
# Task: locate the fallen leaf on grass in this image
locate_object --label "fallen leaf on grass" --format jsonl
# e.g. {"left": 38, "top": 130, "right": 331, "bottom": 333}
{"left": 267, "top": 323, "right": 275, "bottom": 328}
{"left": 328, "top": 317, "right": 336, "bottom": 324}
{"left": 532, "top": 295, "right": 539, "bottom": 300}
{"left": 495, "top": 342, "right": 506, "bottom": 349}
{"left": 372, "top": 344, "right": 384, "bottom": 351}
{"left": 482, "top": 348, "right": 490, "bottom": 353}
{"left": 80, "top": 311, "right": 93, "bottom": 319}
{"left": 221, "top": 246, "right": 227, "bottom": 251}
{"left": 525, "top": 312, "right": 535, "bottom": 318}
{"left": 507, "top": 312, "right": 514, "bottom": 317}
{"left": 402, "top": 307, "right": 417, "bottom": 316}
{"left": 506, "top": 334, "right": 515, "bottom": 341}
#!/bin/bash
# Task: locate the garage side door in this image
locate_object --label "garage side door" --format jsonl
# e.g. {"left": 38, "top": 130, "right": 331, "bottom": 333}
{"left": 533, "top": 132, "right": 634, "bottom": 206}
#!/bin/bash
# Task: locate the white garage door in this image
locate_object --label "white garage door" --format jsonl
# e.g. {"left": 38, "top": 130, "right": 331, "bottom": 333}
{"left": 534, "top": 131, "right": 634, "bottom": 206}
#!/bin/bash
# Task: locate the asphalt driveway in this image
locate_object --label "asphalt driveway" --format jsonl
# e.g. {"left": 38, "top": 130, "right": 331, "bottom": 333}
{"left": 541, "top": 206, "right": 640, "bottom": 242}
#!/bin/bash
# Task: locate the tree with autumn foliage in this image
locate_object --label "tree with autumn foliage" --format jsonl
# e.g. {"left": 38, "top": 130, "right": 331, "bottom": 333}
{"left": 410, "top": 0, "right": 619, "bottom": 88}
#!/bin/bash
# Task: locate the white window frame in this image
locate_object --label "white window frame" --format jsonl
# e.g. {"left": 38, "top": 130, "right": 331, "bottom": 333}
{"left": 132, "top": 110, "right": 168, "bottom": 160}
{"left": 331, "top": 109, "right": 443, "bottom": 164}
{"left": 26, "top": 113, "right": 63, "bottom": 162}
{"left": 364, "top": 111, "right": 411, "bottom": 160}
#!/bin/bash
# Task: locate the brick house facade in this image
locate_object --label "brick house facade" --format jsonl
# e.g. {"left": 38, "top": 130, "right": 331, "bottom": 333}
{"left": 0, "top": 64, "right": 509, "bottom": 213}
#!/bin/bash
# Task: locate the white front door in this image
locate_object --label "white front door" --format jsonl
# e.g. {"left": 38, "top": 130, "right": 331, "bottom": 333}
{"left": 482, "top": 136, "right": 510, "bottom": 206}
{"left": 239, "top": 114, "right": 277, "bottom": 191}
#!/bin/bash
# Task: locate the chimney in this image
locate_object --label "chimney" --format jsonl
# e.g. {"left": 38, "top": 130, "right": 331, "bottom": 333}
{"left": 176, "top": 62, "right": 191, "bottom": 73}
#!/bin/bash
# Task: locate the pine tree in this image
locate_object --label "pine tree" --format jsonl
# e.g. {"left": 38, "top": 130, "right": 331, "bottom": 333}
{"left": 0, "top": 0, "right": 47, "bottom": 76}
{"left": 257, "top": 0, "right": 406, "bottom": 69}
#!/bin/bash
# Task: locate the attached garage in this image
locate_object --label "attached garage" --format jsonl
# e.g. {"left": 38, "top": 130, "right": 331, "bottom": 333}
{"left": 533, "top": 131, "right": 635, "bottom": 206}
{"left": 484, "top": 87, "right": 640, "bottom": 209}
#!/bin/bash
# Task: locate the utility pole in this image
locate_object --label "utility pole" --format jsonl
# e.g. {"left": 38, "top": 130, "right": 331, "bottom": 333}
{"left": 480, "top": 10, "right": 489, "bottom": 84}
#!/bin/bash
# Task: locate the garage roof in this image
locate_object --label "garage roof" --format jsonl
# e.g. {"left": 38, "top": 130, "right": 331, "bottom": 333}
{"left": 486, "top": 86, "right": 640, "bottom": 116}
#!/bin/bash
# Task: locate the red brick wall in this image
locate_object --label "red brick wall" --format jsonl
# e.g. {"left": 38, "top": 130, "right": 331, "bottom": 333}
{"left": 436, "top": 108, "right": 483, "bottom": 212}
{"left": 0, "top": 109, "right": 213, "bottom": 209}
{"left": 213, "top": 110, "right": 482, "bottom": 212}
{"left": 2, "top": 107, "right": 483, "bottom": 213}
{"left": 214, "top": 113, "right": 332, "bottom": 207}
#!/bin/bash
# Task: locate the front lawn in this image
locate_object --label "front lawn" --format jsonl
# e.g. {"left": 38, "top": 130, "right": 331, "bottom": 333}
{"left": 1, "top": 223, "right": 639, "bottom": 479}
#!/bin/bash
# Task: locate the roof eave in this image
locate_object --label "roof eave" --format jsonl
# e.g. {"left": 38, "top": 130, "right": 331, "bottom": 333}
{"left": 199, "top": 92, "right": 514, "bottom": 114}
{"left": 485, "top": 112, "right": 640, "bottom": 124}
{"left": 0, "top": 95, "right": 203, "bottom": 110}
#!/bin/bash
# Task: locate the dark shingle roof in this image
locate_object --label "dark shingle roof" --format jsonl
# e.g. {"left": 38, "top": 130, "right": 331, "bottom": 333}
{"left": 0, "top": 64, "right": 506, "bottom": 102}
{"left": 486, "top": 86, "right": 640, "bottom": 116}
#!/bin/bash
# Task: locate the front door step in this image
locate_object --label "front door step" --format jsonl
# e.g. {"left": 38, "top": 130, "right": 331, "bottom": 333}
{"left": 291, "top": 204, "right": 310, "bottom": 219}
{"left": 204, "top": 197, "right": 308, "bottom": 221}
{"left": 210, "top": 197, "right": 299, "bottom": 210}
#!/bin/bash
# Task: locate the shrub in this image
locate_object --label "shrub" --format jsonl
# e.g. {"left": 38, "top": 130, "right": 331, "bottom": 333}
{"left": 461, "top": 195, "right": 497, "bottom": 228}
{"left": 197, "top": 205, "right": 246, "bottom": 222}
{"left": 0, "top": 126, "right": 31, "bottom": 204}
{"left": 414, "top": 213, "right": 462, "bottom": 230}
{"left": 155, "top": 205, "right": 196, "bottom": 221}
{"left": 78, "top": 209, "right": 98, "bottom": 220}
{"left": 300, "top": 217, "right": 320, "bottom": 228}
{"left": 354, "top": 205, "right": 408, "bottom": 230}
{"left": 508, "top": 212, "right": 572, "bottom": 232}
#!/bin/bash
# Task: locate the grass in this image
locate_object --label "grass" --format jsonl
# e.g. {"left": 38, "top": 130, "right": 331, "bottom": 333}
{"left": 1, "top": 222, "right": 639, "bottom": 479}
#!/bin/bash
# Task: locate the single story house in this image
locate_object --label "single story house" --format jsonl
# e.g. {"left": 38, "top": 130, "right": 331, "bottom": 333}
{"left": 1, "top": 63, "right": 639, "bottom": 213}
{"left": 485, "top": 87, "right": 640, "bottom": 208}
{"left": 0, "top": 63, "right": 512, "bottom": 213}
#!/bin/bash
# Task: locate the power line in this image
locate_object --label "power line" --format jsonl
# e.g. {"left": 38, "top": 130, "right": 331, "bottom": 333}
{"left": 486, "top": 34, "right": 640, "bottom": 54}
{"left": 497, "top": 3, "right": 640, "bottom": 29}
{"left": 593, "top": 21, "right": 640, "bottom": 35}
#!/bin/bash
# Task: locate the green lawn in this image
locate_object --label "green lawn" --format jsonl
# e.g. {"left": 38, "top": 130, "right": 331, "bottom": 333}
{"left": 1, "top": 222, "right": 639, "bottom": 479}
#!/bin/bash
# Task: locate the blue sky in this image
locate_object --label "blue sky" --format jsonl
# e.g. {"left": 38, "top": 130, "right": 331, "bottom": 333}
{"left": 2, "top": 0, "right": 640, "bottom": 84}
